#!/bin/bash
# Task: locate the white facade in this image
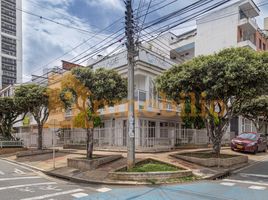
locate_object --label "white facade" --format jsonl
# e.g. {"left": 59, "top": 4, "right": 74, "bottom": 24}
{"left": 0, "top": 0, "right": 22, "bottom": 89}
{"left": 88, "top": 0, "right": 263, "bottom": 145}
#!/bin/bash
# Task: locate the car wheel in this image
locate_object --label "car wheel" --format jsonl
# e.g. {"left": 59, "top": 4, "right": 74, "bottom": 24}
{"left": 264, "top": 147, "right": 267, "bottom": 153}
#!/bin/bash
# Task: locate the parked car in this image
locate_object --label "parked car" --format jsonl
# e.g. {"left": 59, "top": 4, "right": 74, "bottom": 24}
{"left": 231, "top": 132, "right": 267, "bottom": 154}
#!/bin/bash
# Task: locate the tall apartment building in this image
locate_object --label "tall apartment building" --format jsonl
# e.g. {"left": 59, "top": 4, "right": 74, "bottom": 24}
{"left": 0, "top": 0, "right": 22, "bottom": 89}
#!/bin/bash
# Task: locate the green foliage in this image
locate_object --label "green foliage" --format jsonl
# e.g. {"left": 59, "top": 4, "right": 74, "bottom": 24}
{"left": 239, "top": 95, "right": 268, "bottom": 131}
{"left": 14, "top": 84, "right": 50, "bottom": 149}
{"left": 60, "top": 67, "right": 127, "bottom": 159}
{"left": 72, "top": 67, "right": 128, "bottom": 108}
{"left": 123, "top": 160, "right": 179, "bottom": 172}
{"left": 0, "top": 97, "right": 26, "bottom": 139}
{"left": 59, "top": 88, "right": 77, "bottom": 109}
{"left": 156, "top": 48, "right": 268, "bottom": 154}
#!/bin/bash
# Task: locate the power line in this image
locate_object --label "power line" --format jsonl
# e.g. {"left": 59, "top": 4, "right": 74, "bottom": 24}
{"left": 74, "top": 0, "right": 209, "bottom": 64}
{"left": 26, "top": 0, "right": 167, "bottom": 76}
{"left": 17, "top": 8, "right": 108, "bottom": 37}
{"left": 67, "top": 0, "right": 182, "bottom": 64}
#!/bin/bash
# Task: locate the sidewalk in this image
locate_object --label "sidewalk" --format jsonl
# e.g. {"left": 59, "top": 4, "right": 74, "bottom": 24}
{"left": 1, "top": 147, "right": 264, "bottom": 185}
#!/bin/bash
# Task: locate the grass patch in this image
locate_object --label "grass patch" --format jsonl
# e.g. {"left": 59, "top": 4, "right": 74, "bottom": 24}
{"left": 120, "top": 159, "right": 181, "bottom": 172}
{"left": 180, "top": 152, "right": 238, "bottom": 159}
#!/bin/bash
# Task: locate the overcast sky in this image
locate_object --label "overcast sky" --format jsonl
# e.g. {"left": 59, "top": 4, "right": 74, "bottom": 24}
{"left": 22, "top": 0, "right": 268, "bottom": 82}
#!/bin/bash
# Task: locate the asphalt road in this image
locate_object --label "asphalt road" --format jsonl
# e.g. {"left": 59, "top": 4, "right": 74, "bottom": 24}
{"left": 1, "top": 154, "right": 268, "bottom": 200}
{"left": 0, "top": 159, "right": 115, "bottom": 200}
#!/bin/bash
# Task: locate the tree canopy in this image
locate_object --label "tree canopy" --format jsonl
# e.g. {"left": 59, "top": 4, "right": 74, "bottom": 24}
{"left": 0, "top": 97, "right": 26, "bottom": 139}
{"left": 156, "top": 48, "right": 268, "bottom": 155}
{"left": 60, "top": 67, "right": 127, "bottom": 159}
{"left": 239, "top": 95, "right": 268, "bottom": 133}
{"left": 15, "top": 84, "right": 50, "bottom": 149}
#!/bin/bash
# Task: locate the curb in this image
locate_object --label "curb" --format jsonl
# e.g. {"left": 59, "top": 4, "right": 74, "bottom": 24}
{"left": 45, "top": 170, "right": 150, "bottom": 186}
{"left": 0, "top": 157, "right": 148, "bottom": 185}
{"left": 204, "top": 163, "right": 249, "bottom": 180}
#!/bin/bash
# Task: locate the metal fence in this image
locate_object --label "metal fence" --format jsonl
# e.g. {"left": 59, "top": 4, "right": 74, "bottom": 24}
{"left": 0, "top": 141, "right": 24, "bottom": 148}
{"left": 13, "top": 127, "right": 234, "bottom": 150}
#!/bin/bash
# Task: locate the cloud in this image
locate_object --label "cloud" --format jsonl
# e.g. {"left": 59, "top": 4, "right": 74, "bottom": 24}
{"left": 22, "top": 0, "right": 111, "bottom": 80}
{"left": 86, "top": 0, "right": 124, "bottom": 11}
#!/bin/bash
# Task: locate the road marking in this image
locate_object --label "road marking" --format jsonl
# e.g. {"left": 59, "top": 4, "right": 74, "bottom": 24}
{"left": 96, "top": 187, "right": 112, "bottom": 193}
{"left": 0, "top": 171, "right": 4, "bottom": 175}
{"left": 240, "top": 173, "right": 268, "bottom": 178}
{"left": 233, "top": 157, "right": 268, "bottom": 173}
{"left": 249, "top": 185, "right": 267, "bottom": 190}
{"left": 71, "top": 193, "right": 88, "bottom": 198}
{"left": 20, "top": 189, "right": 84, "bottom": 200}
{"left": 220, "top": 182, "right": 236, "bottom": 186}
{"left": 224, "top": 179, "right": 268, "bottom": 186}
{"left": 14, "top": 168, "right": 26, "bottom": 175}
{"left": 0, "top": 176, "right": 41, "bottom": 181}
{"left": 0, "top": 182, "right": 57, "bottom": 191}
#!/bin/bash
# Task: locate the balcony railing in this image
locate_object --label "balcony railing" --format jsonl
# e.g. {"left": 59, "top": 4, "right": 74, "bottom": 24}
{"left": 99, "top": 90, "right": 180, "bottom": 114}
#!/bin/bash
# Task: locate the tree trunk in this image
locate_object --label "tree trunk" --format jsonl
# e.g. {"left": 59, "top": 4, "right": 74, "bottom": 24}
{"left": 37, "top": 124, "right": 43, "bottom": 150}
{"left": 212, "top": 136, "right": 222, "bottom": 157}
{"left": 206, "top": 119, "right": 228, "bottom": 157}
{"left": 86, "top": 128, "right": 94, "bottom": 159}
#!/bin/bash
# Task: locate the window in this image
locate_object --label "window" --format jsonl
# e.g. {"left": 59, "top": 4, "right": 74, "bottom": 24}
{"left": 263, "top": 43, "right": 266, "bottom": 51}
{"left": 148, "top": 121, "right": 156, "bottom": 138}
{"left": 259, "top": 39, "right": 262, "bottom": 49}
{"left": 160, "top": 122, "right": 169, "bottom": 138}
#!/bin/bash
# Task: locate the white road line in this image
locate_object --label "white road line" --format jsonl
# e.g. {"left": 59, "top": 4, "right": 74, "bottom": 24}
{"left": 249, "top": 186, "right": 267, "bottom": 190}
{"left": 240, "top": 173, "right": 268, "bottom": 178}
{"left": 0, "top": 171, "right": 4, "bottom": 175}
{"left": 0, "top": 182, "right": 57, "bottom": 191}
{"left": 0, "top": 159, "right": 37, "bottom": 173}
{"left": 14, "top": 168, "right": 26, "bottom": 175}
{"left": 71, "top": 193, "right": 88, "bottom": 198}
{"left": 20, "top": 189, "right": 84, "bottom": 200}
{"left": 220, "top": 182, "right": 236, "bottom": 186}
{"left": 233, "top": 157, "right": 268, "bottom": 173}
{"left": 223, "top": 179, "right": 268, "bottom": 186}
{"left": 96, "top": 187, "right": 112, "bottom": 193}
{"left": 0, "top": 176, "right": 41, "bottom": 181}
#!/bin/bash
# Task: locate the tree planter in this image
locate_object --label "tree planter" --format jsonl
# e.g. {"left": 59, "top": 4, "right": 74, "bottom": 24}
{"left": 67, "top": 155, "right": 123, "bottom": 171}
{"left": 108, "top": 158, "right": 192, "bottom": 181}
{"left": 171, "top": 152, "right": 248, "bottom": 168}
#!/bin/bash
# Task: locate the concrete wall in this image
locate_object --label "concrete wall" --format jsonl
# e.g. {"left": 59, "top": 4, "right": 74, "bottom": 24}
{"left": 195, "top": 5, "right": 239, "bottom": 56}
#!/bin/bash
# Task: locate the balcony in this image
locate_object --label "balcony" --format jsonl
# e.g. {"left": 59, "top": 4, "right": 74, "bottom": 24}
{"left": 92, "top": 49, "right": 175, "bottom": 71}
{"left": 99, "top": 90, "right": 180, "bottom": 115}
{"left": 239, "top": 0, "right": 259, "bottom": 18}
{"left": 238, "top": 17, "right": 258, "bottom": 32}
{"left": 237, "top": 36, "right": 256, "bottom": 50}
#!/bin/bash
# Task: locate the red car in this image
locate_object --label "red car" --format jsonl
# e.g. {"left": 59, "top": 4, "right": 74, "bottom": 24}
{"left": 231, "top": 132, "right": 267, "bottom": 154}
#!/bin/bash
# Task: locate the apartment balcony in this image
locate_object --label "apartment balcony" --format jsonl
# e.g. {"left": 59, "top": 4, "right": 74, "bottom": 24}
{"left": 92, "top": 49, "right": 175, "bottom": 71}
{"left": 238, "top": 17, "right": 258, "bottom": 32}
{"left": 239, "top": 0, "right": 259, "bottom": 18}
{"left": 99, "top": 89, "right": 180, "bottom": 116}
{"left": 237, "top": 38, "right": 257, "bottom": 50}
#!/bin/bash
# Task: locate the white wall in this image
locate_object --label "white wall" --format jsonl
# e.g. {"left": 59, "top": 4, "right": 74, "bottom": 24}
{"left": 195, "top": 5, "right": 239, "bottom": 56}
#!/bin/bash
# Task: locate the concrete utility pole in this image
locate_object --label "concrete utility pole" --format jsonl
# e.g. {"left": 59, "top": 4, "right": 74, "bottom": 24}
{"left": 125, "top": 0, "right": 135, "bottom": 169}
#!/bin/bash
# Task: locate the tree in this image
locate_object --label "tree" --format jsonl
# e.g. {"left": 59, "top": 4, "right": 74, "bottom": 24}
{"left": 60, "top": 67, "right": 127, "bottom": 159}
{"left": 239, "top": 96, "right": 268, "bottom": 133}
{"left": 15, "top": 84, "right": 50, "bottom": 150}
{"left": 156, "top": 48, "right": 268, "bottom": 156}
{"left": 0, "top": 97, "right": 26, "bottom": 139}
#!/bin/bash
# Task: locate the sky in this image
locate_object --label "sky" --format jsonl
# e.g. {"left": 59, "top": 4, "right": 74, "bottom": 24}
{"left": 22, "top": 0, "right": 268, "bottom": 82}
